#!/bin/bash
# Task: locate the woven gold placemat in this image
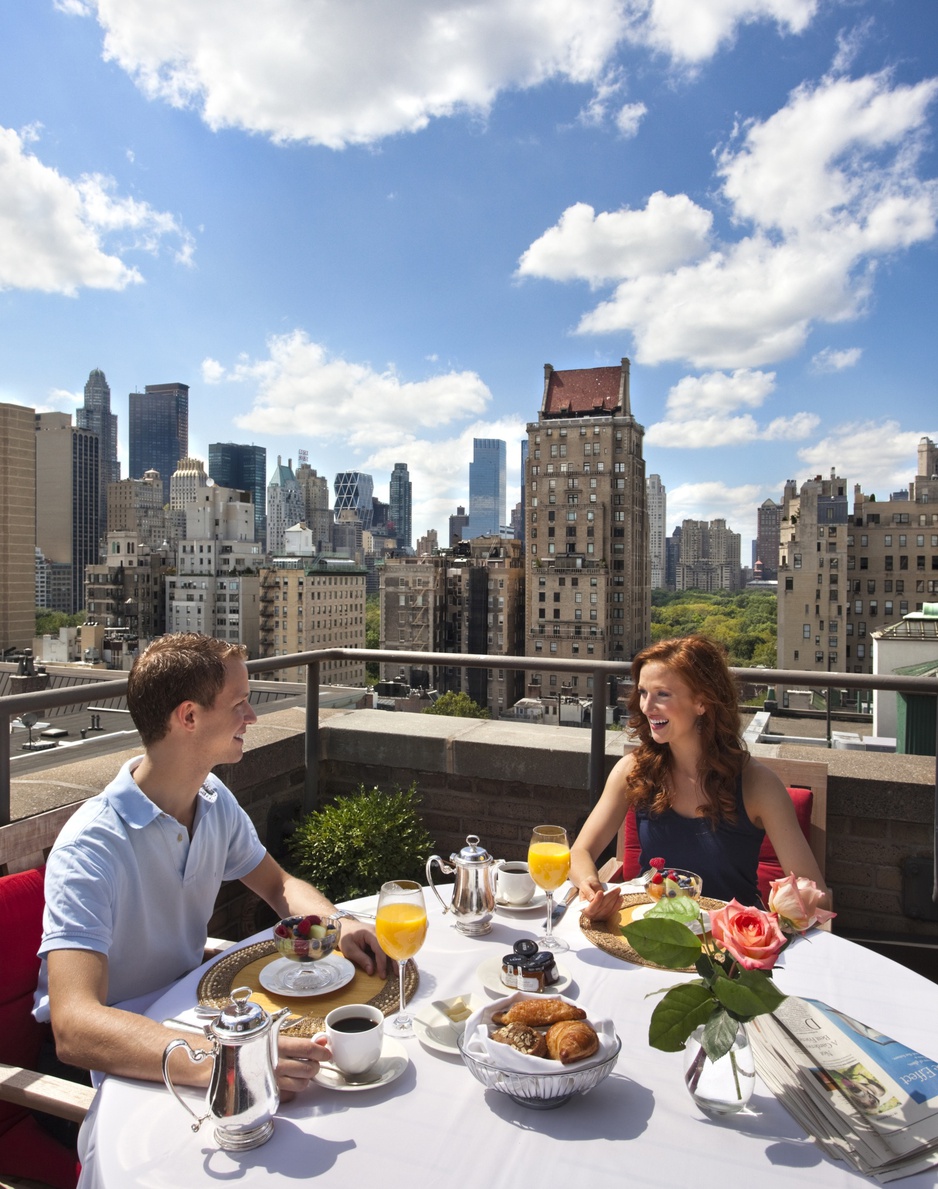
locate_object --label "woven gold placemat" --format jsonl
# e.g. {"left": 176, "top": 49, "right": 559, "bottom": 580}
{"left": 579, "top": 892, "right": 724, "bottom": 972}
{"left": 197, "top": 941, "right": 418, "bottom": 1037}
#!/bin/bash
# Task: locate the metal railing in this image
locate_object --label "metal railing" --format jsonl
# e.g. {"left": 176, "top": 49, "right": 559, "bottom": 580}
{"left": 2, "top": 648, "right": 936, "bottom": 898}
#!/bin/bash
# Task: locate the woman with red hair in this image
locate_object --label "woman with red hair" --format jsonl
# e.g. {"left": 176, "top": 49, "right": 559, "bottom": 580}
{"left": 570, "top": 635, "right": 829, "bottom": 920}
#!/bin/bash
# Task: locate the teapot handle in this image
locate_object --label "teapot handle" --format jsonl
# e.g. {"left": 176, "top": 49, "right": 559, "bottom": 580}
{"left": 162, "top": 1038, "right": 214, "bottom": 1132}
{"left": 425, "top": 855, "right": 455, "bottom": 915}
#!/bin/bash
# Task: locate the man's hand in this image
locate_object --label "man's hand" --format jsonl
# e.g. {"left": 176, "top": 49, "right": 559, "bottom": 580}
{"left": 276, "top": 1034, "right": 330, "bottom": 1099}
{"left": 337, "top": 919, "right": 388, "bottom": 977}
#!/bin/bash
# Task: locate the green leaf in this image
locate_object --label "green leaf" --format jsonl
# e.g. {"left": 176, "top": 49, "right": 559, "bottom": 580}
{"left": 711, "top": 969, "right": 786, "bottom": 1019}
{"left": 646, "top": 896, "right": 701, "bottom": 925}
{"left": 622, "top": 918, "right": 703, "bottom": 968}
{"left": 648, "top": 983, "right": 717, "bottom": 1052}
{"left": 702, "top": 1007, "right": 739, "bottom": 1062}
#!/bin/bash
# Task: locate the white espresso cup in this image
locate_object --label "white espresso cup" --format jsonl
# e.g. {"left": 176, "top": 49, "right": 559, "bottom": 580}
{"left": 495, "top": 860, "right": 536, "bottom": 905}
{"left": 315, "top": 1003, "right": 384, "bottom": 1080}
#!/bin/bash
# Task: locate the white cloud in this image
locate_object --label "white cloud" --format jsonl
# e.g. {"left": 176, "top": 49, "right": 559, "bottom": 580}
{"left": 663, "top": 368, "right": 776, "bottom": 417}
{"left": 810, "top": 346, "right": 862, "bottom": 373}
{"left": 616, "top": 101, "right": 647, "bottom": 138}
{"left": 80, "top": 0, "right": 629, "bottom": 149}
{"left": 521, "top": 69, "right": 938, "bottom": 369}
{"left": 517, "top": 192, "right": 712, "bottom": 286}
{"left": 796, "top": 422, "right": 938, "bottom": 495}
{"left": 0, "top": 125, "right": 192, "bottom": 295}
{"left": 230, "top": 330, "right": 492, "bottom": 449}
{"left": 621, "top": 0, "right": 818, "bottom": 66}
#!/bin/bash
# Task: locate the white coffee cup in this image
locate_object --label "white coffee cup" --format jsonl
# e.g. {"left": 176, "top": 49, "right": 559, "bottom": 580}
{"left": 315, "top": 1003, "right": 384, "bottom": 1080}
{"left": 495, "top": 860, "right": 536, "bottom": 905}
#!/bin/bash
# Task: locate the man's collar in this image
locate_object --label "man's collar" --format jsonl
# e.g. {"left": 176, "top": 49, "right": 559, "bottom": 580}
{"left": 112, "top": 759, "right": 216, "bottom": 829}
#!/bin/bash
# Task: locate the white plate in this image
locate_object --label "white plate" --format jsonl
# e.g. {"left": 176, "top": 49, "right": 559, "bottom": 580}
{"left": 413, "top": 994, "right": 484, "bottom": 1054}
{"left": 313, "top": 1037, "right": 408, "bottom": 1092}
{"left": 476, "top": 955, "right": 572, "bottom": 997}
{"left": 494, "top": 890, "right": 548, "bottom": 913}
{"left": 258, "top": 953, "right": 355, "bottom": 998}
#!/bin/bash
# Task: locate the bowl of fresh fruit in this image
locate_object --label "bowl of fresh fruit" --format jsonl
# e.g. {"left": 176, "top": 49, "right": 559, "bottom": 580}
{"left": 642, "top": 859, "right": 702, "bottom": 902}
{"left": 272, "top": 915, "right": 341, "bottom": 991}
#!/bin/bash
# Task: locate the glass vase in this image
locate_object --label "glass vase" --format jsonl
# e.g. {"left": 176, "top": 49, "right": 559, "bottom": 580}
{"left": 683, "top": 1022, "right": 755, "bottom": 1114}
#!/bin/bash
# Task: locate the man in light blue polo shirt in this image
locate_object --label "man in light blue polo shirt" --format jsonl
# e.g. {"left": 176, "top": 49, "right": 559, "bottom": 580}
{"left": 36, "top": 633, "right": 386, "bottom": 1095}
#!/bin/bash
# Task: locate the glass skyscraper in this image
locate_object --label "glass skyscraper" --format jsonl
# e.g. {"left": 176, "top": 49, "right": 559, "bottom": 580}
{"left": 388, "top": 462, "right": 412, "bottom": 550}
{"left": 129, "top": 382, "right": 188, "bottom": 482}
{"left": 466, "top": 438, "right": 506, "bottom": 538}
{"left": 209, "top": 442, "right": 267, "bottom": 547}
{"left": 76, "top": 368, "right": 119, "bottom": 537}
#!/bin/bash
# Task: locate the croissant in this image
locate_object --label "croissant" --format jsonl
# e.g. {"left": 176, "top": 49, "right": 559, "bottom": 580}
{"left": 545, "top": 1020, "right": 599, "bottom": 1065}
{"left": 491, "top": 998, "right": 586, "bottom": 1027}
{"left": 491, "top": 1023, "right": 548, "bottom": 1058}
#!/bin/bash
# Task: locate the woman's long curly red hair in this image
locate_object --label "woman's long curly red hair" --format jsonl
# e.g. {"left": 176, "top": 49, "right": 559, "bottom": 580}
{"left": 624, "top": 635, "right": 748, "bottom": 823}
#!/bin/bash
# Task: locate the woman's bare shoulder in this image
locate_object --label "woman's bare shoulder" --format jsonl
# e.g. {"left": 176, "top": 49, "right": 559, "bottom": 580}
{"left": 741, "top": 756, "right": 790, "bottom": 808}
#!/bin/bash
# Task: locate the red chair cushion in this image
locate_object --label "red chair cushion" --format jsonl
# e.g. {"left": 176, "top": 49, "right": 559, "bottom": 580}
{"left": 0, "top": 866, "right": 80, "bottom": 1189}
{"left": 757, "top": 786, "right": 814, "bottom": 905}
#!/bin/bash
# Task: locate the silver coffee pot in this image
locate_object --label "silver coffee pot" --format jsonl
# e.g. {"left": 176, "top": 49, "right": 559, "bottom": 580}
{"left": 426, "top": 834, "right": 499, "bottom": 935}
{"left": 162, "top": 986, "right": 290, "bottom": 1151}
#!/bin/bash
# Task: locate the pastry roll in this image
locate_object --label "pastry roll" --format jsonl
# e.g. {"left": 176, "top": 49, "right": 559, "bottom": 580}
{"left": 491, "top": 1023, "right": 548, "bottom": 1058}
{"left": 545, "top": 1020, "right": 599, "bottom": 1065}
{"left": 491, "top": 998, "right": 586, "bottom": 1027}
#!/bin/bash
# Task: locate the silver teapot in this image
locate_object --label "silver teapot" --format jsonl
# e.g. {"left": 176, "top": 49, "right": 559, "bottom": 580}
{"left": 162, "top": 986, "right": 290, "bottom": 1151}
{"left": 426, "top": 834, "right": 499, "bottom": 935}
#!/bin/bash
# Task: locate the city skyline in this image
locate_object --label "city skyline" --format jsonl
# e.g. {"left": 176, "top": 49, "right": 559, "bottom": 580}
{"left": 2, "top": 3, "right": 936, "bottom": 546}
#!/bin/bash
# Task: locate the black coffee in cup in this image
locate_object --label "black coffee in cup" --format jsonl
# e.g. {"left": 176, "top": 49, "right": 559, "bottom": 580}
{"left": 332, "top": 1016, "right": 380, "bottom": 1033}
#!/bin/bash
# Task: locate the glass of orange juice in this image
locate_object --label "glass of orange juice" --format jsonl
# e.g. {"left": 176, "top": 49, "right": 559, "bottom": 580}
{"left": 528, "top": 825, "right": 571, "bottom": 953}
{"left": 375, "top": 880, "right": 428, "bottom": 1036}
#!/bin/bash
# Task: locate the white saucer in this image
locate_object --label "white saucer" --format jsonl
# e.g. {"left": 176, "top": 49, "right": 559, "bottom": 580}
{"left": 494, "top": 891, "right": 548, "bottom": 913}
{"left": 258, "top": 953, "right": 355, "bottom": 998}
{"left": 413, "top": 994, "right": 484, "bottom": 1054}
{"left": 313, "top": 1037, "right": 408, "bottom": 1091}
{"left": 476, "top": 955, "right": 572, "bottom": 997}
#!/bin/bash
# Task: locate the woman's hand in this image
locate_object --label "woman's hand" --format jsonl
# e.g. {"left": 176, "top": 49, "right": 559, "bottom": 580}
{"left": 276, "top": 1034, "right": 330, "bottom": 1099}
{"left": 578, "top": 881, "right": 625, "bottom": 922}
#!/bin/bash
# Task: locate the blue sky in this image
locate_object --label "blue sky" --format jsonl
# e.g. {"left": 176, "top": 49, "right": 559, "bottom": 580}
{"left": 1, "top": 0, "right": 936, "bottom": 548}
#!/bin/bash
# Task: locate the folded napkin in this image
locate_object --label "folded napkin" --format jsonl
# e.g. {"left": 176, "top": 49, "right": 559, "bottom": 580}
{"left": 461, "top": 990, "right": 617, "bottom": 1074}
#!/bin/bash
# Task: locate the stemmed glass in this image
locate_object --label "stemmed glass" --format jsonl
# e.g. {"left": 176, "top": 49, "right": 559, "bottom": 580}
{"left": 528, "top": 825, "right": 571, "bottom": 953}
{"left": 375, "top": 880, "right": 428, "bottom": 1037}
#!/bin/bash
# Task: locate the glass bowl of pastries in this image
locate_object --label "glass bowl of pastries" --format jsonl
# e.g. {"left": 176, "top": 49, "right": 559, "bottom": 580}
{"left": 457, "top": 992, "right": 621, "bottom": 1109}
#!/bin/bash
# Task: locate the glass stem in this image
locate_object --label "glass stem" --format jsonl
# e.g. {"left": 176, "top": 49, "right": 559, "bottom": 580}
{"left": 544, "top": 890, "right": 554, "bottom": 944}
{"left": 398, "top": 960, "right": 406, "bottom": 1016}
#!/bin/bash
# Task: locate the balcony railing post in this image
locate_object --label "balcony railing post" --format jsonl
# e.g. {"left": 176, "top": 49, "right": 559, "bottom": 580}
{"left": 588, "top": 671, "right": 608, "bottom": 806}
{"left": 0, "top": 713, "right": 9, "bottom": 826}
{"left": 304, "top": 659, "right": 321, "bottom": 815}
{"left": 934, "top": 696, "right": 938, "bottom": 904}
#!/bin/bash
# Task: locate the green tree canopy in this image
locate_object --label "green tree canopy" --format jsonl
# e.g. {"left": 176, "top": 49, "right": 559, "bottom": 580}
{"left": 650, "top": 591, "right": 776, "bottom": 668}
{"left": 422, "top": 691, "right": 491, "bottom": 719}
{"left": 35, "top": 609, "right": 85, "bottom": 637}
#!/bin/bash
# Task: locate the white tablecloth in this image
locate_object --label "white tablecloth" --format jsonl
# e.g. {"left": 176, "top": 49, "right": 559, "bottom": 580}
{"left": 79, "top": 888, "right": 938, "bottom": 1188}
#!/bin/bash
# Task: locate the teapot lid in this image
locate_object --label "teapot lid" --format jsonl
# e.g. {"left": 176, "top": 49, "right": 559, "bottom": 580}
{"left": 214, "top": 986, "right": 268, "bottom": 1036}
{"left": 451, "top": 834, "right": 492, "bottom": 865}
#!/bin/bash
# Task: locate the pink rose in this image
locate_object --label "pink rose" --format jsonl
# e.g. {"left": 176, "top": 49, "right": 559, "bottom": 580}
{"left": 709, "top": 899, "right": 787, "bottom": 971}
{"left": 768, "top": 874, "right": 835, "bottom": 934}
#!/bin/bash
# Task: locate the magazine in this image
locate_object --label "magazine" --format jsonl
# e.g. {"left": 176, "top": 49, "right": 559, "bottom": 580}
{"left": 749, "top": 997, "right": 938, "bottom": 1183}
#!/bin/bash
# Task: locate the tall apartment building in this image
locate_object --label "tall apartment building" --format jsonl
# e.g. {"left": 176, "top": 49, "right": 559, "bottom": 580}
{"left": 524, "top": 360, "right": 649, "bottom": 691}
{"left": 170, "top": 457, "right": 208, "bottom": 509}
{"left": 379, "top": 536, "right": 524, "bottom": 715}
{"left": 0, "top": 402, "right": 37, "bottom": 651}
{"left": 85, "top": 533, "right": 172, "bottom": 642}
{"left": 107, "top": 471, "right": 168, "bottom": 551}
{"left": 295, "top": 464, "right": 333, "bottom": 553}
{"left": 165, "top": 485, "right": 262, "bottom": 652}
{"left": 778, "top": 439, "right": 938, "bottom": 685}
{"left": 449, "top": 505, "right": 469, "bottom": 545}
{"left": 267, "top": 457, "right": 304, "bottom": 555}
{"left": 76, "top": 369, "right": 120, "bottom": 539}
{"left": 466, "top": 439, "right": 506, "bottom": 538}
{"left": 35, "top": 413, "right": 100, "bottom": 614}
{"left": 676, "top": 518, "right": 741, "bottom": 591}
{"left": 209, "top": 442, "right": 267, "bottom": 548}
{"left": 756, "top": 498, "right": 782, "bottom": 581}
{"left": 647, "top": 474, "right": 667, "bottom": 590}
{"left": 129, "top": 382, "right": 188, "bottom": 481}
{"left": 258, "top": 556, "right": 366, "bottom": 685}
{"left": 389, "top": 462, "right": 413, "bottom": 551}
